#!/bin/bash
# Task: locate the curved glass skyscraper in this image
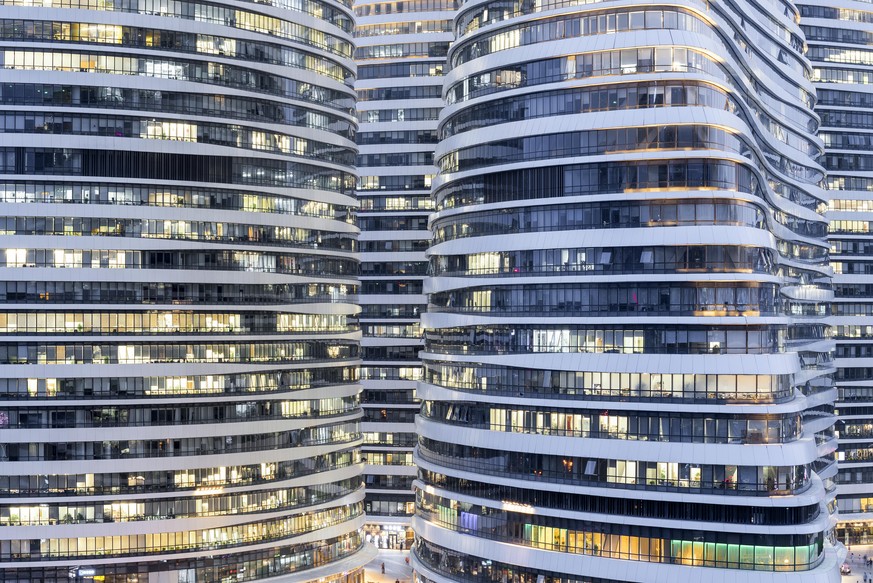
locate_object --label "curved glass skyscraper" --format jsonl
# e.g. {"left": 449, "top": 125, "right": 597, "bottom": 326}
{"left": 414, "top": 0, "right": 841, "bottom": 579}
{"left": 0, "top": 0, "right": 370, "bottom": 580}
{"left": 800, "top": 0, "right": 873, "bottom": 546}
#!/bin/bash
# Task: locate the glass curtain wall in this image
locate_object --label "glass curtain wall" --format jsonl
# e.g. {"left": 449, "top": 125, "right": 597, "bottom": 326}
{"left": 353, "top": 0, "right": 454, "bottom": 549}
{"left": 800, "top": 0, "right": 873, "bottom": 548}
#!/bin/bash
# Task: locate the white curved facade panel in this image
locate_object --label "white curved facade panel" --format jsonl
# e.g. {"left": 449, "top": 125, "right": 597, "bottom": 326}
{"left": 413, "top": 516, "right": 842, "bottom": 583}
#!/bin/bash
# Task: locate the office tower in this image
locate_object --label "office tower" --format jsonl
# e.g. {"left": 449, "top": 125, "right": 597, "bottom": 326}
{"left": 800, "top": 0, "right": 873, "bottom": 546}
{"left": 0, "top": 0, "right": 371, "bottom": 580}
{"left": 413, "top": 0, "right": 842, "bottom": 580}
{"left": 353, "top": 0, "right": 453, "bottom": 548}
